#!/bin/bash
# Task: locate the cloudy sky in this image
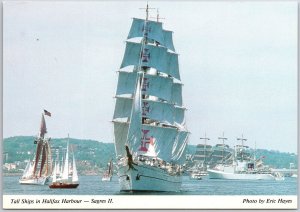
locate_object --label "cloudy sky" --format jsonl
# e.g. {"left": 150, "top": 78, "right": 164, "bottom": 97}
{"left": 3, "top": 1, "right": 297, "bottom": 153}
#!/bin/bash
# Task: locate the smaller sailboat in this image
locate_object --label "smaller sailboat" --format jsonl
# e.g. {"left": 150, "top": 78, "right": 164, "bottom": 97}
{"left": 49, "top": 138, "right": 79, "bottom": 189}
{"left": 102, "top": 159, "right": 113, "bottom": 181}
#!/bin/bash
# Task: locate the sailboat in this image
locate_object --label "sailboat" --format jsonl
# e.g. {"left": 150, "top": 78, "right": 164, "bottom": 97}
{"left": 102, "top": 159, "right": 113, "bottom": 181}
{"left": 49, "top": 138, "right": 79, "bottom": 188}
{"left": 113, "top": 4, "right": 189, "bottom": 192}
{"left": 19, "top": 110, "right": 52, "bottom": 185}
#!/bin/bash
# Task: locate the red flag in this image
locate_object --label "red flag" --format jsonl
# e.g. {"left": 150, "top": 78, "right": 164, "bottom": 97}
{"left": 44, "top": 109, "right": 51, "bottom": 117}
{"left": 149, "top": 136, "right": 155, "bottom": 146}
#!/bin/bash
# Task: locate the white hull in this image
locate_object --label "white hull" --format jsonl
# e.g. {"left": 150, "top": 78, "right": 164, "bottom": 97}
{"left": 190, "top": 171, "right": 207, "bottom": 180}
{"left": 118, "top": 164, "right": 182, "bottom": 192}
{"left": 102, "top": 176, "right": 112, "bottom": 182}
{"left": 19, "top": 176, "right": 49, "bottom": 185}
{"left": 207, "top": 169, "right": 275, "bottom": 180}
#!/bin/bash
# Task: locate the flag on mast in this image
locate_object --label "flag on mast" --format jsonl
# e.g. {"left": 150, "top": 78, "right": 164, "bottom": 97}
{"left": 44, "top": 109, "right": 51, "bottom": 117}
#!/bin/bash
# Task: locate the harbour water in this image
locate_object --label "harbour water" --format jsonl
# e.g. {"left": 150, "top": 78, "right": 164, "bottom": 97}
{"left": 3, "top": 175, "right": 297, "bottom": 195}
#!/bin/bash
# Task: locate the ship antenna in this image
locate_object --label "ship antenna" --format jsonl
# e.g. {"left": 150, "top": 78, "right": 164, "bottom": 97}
{"left": 150, "top": 9, "right": 165, "bottom": 22}
{"left": 139, "top": 2, "right": 155, "bottom": 21}
{"left": 218, "top": 132, "right": 227, "bottom": 165}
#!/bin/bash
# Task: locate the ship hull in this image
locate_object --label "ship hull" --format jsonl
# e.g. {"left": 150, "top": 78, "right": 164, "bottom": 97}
{"left": 118, "top": 163, "right": 182, "bottom": 192}
{"left": 19, "top": 176, "right": 49, "bottom": 185}
{"left": 49, "top": 183, "right": 79, "bottom": 189}
{"left": 101, "top": 176, "right": 112, "bottom": 182}
{"left": 207, "top": 169, "right": 275, "bottom": 180}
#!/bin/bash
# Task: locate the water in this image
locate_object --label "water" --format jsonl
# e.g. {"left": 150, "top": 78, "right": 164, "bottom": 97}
{"left": 3, "top": 175, "right": 297, "bottom": 195}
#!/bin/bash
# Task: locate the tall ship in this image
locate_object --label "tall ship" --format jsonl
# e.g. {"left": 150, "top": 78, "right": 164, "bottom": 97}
{"left": 19, "top": 110, "right": 52, "bottom": 185}
{"left": 190, "top": 134, "right": 212, "bottom": 179}
{"left": 113, "top": 4, "right": 189, "bottom": 192}
{"left": 49, "top": 138, "right": 79, "bottom": 189}
{"left": 207, "top": 136, "right": 280, "bottom": 180}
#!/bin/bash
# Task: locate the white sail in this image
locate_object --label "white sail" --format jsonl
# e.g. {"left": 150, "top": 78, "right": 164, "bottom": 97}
{"left": 72, "top": 153, "right": 78, "bottom": 183}
{"left": 128, "top": 18, "right": 164, "bottom": 45}
{"left": 113, "top": 121, "right": 129, "bottom": 158}
{"left": 62, "top": 142, "right": 69, "bottom": 181}
{"left": 171, "top": 131, "right": 189, "bottom": 164}
{"left": 52, "top": 162, "right": 57, "bottom": 183}
{"left": 171, "top": 82, "right": 183, "bottom": 106}
{"left": 120, "top": 42, "right": 180, "bottom": 80}
{"left": 113, "top": 97, "right": 132, "bottom": 119}
{"left": 127, "top": 18, "right": 175, "bottom": 51}
{"left": 126, "top": 73, "right": 143, "bottom": 153}
{"left": 21, "top": 161, "right": 31, "bottom": 178}
{"left": 27, "top": 162, "right": 34, "bottom": 178}
{"left": 162, "top": 30, "right": 175, "bottom": 52}
{"left": 114, "top": 97, "right": 176, "bottom": 125}
{"left": 174, "top": 106, "right": 185, "bottom": 125}
{"left": 60, "top": 156, "right": 64, "bottom": 178}
{"left": 140, "top": 124, "right": 178, "bottom": 162}
{"left": 113, "top": 12, "right": 189, "bottom": 192}
{"left": 116, "top": 71, "right": 173, "bottom": 102}
{"left": 56, "top": 162, "right": 60, "bottom": 176}
{"left": 117, "top": 121, "right": 178, "bottom": 163}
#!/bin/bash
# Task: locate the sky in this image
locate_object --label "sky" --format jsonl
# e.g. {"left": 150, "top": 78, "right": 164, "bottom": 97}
{"left": 3, "top": 1, "right": 298, "bottom": 153}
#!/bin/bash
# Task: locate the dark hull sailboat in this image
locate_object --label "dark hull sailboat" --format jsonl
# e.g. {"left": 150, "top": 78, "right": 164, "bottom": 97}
{"left": 49, "top": 183, "right": 79, "bottom": 189}
{"left": 19, "top": 110, "right": 52, "bottom": 185}
{"left": 49, "top": 137, "right": 80, "bottom": 189}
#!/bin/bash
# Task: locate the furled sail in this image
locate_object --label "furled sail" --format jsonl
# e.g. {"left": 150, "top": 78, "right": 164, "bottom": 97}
{"left": 120, "top": 42, "right": 180, "bottom": 80}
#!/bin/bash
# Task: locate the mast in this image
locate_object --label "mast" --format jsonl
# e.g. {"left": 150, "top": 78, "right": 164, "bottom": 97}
{"left": 72, "top": 152, "right": 78, "bottom": 183}
{"left": 237, "top": 134, "right": 247, "bottom": 162}
{"left": 218, "top": 132, "right": 227, "bottom": 165}
{"left": 52, "top": 161, "right": 57, "bottom": 183}
{"left": 139, "top": 3, "right": 155, "bottom": 21}
{"left": 62, "top": 136, "right": 69, "bottom": 181}
{"left": 200, "top": 133, "right": 210, "bottom": 164}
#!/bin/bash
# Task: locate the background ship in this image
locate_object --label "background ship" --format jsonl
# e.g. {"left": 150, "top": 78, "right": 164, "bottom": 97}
{"left": 207, "top": 136, "right": 283, "bottom": 180}
{"left": 19, "top": 110, "right": 52, "bottom": 185}
{"left": 102, "top": 159, "right": 113, "bottom": 181}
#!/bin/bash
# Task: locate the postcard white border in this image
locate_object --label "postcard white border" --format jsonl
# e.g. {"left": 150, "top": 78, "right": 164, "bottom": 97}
{"left": 2, "top": 195, "right": 298, "bottom": 209}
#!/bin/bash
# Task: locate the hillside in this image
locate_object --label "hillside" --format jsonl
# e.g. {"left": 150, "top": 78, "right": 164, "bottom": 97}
{"left": 3, "top": 136, "right": 298, "bottom": 171}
